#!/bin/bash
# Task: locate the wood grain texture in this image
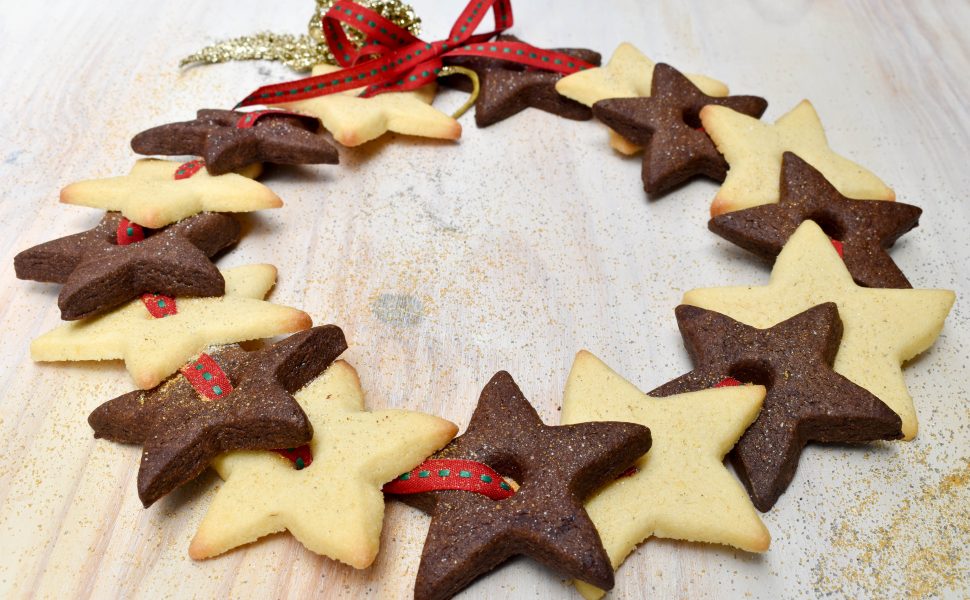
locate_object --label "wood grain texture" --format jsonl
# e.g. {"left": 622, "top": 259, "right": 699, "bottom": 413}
{"left": 1, "top": 0, "right": 968, "bottom": 598}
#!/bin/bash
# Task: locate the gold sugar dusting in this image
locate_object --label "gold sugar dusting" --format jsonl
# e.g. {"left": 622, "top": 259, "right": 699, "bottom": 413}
{"left": 813, "top": 457, "right": 970, "bottom": 598}
{"left": 180, "top": 0, "right": 421, "bottom": 72}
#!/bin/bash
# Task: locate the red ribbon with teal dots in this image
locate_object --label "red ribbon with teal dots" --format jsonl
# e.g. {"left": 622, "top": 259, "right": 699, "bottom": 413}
{"left": 383, "top": 458, "right": 515, "bottom": 500}
{"left": 236, "top": 0, "right": 596, "bottom": 107}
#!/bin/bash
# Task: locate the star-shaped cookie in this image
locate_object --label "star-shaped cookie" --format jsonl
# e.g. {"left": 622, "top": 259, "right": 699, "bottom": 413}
{"left": 31, "top": 264, "right": 312, "bottom": 389}
{"left": 61, "top": 158, "right": 281, "bottom": 228}
{"left": 89, "top": 325, "right": 348, "bottom": 507}
{"left": 441, "top": 34, "right": 602, "bottom": 127}
{"left": 683, "top": 221, "right": 954, "bottom": 440}
{"left": 14, "top": 211, "right": 239, "bottom": 320}
{"left": 651, "top": 303, "right": 902, "bottom": 511}
{"left": 709, "top": 152, "right": 922, "bottom": 288}
{"left": 277, "top": 64, "right": 462, "bottom": 146}
{"left": 394, "top": 371, "right": 652, "bottom": 600}
{"left": 700, "top": 100, "right": 895, "bottom": 215}
{"left": 561, "top": 351, "right": 769, "bottom": 600}
{"left": 593, "top": 63, "right": 767, "bottom": 196}
{"left": 188, "top": 360, "right": 458, "bottom": 566}
{"left": 555, "top": 42, "right": 728, "bottom": 154}
{"left": 130, "top": 109, "right": 339, "bottom": 175}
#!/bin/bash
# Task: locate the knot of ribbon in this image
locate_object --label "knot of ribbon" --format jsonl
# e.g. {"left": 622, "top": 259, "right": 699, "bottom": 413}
{"left": 237, "top": 0, "right": 595, "bottom": 107}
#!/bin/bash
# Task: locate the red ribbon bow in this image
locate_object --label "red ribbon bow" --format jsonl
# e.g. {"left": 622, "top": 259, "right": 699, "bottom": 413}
{"left": 237, "top": 0, "right": 595, "bottom": 107}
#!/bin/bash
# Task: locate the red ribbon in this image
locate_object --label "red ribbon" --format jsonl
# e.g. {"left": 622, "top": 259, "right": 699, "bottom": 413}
{"left": 181, "top": 353, "right": 234, "bottom": 400}
{"left": 830, "top": 239, "right": 844, "bottom": 259}
{"left": 116, "top": 218, "right": 145, "bottom": 245}
{"left": 275, "top": 445, "right": 313, "bottom": 470}
{"left": 382, "top": 458, "right": 515, "bottom": 500}
{"left": 174, "top": 159, "right": 205, "bottom": 180}
{"left": 237, "top": 0, "right": 595, "bottom": 107}
{"left": 141, "top": 293, "right": 178, "bottom": 318}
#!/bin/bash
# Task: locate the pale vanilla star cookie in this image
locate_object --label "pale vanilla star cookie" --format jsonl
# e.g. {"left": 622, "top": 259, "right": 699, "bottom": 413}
{"left": 684, "top": 221, "right": 954, "bottom": 440}
{"left": 562, "top": 351, "right": 769, "bottom": 600}
{"left": 60, "top": 159, "right": 281, "bottom": 228}
{"left": 31, "top": 264, "right": 311, "bottom": 389}
{"left": 188, "top": 360, "right": 458, "bottom": 567}
{"left": 277, "top": 64, "right": 462, "bottom": 147}
{"left": 555, "top": 42, "right": 728, "bottom": 154}
{"left": 701, "top": 100, "right": 895, "bottom": 215}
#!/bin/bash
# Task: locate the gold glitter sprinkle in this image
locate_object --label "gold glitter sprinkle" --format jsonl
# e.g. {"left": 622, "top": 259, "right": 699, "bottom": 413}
{"left": 812, "top": 457, "right": 970, "bottom": 598}
{"left": 180, "top": 0, "right": 421, "bottom": 72}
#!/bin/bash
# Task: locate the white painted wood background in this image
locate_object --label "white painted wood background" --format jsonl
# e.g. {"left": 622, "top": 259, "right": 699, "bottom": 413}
{"left": 1, "top": 0, "right": 968, "bottom": 598}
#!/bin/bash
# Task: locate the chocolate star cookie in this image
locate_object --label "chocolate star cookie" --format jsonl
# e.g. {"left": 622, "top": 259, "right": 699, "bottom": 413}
{"left": 14, "top": 212, "right": 239, "bottom": 320}
{"left": 650, "top": 304, "right": 903, "bottom": 511}
{"left": 131, "top": 109, "right": 339, "bottom": 175}
{"left": 392, "top": 371, "right": 651, "bottom": 600}
{"left": 442, "top": 34, "right": 602, "bottom": 127}
{"left": 709, "top": 152, "right": 922, "bottom": 288}
{"left": 89, "top": 325, "right": 347, "bottom": 507}
{"left": 592, "top": 63, "right": 767, "bottom": 196}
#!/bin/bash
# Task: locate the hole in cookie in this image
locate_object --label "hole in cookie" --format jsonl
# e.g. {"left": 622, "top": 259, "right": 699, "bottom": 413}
{"left": 728, "top": 360, "right": 775, "bottom": 390}
{"left": 681, "top": 107, "right": 704, "bottom": 130}
{"left": 805, "top": 212, "right": 845, "bottom": 242}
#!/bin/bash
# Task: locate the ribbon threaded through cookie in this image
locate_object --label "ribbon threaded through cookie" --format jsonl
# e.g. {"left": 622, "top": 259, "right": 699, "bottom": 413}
{"left": 235, "top": 109, "right": 319, "bottom": 129}
{"left": 383, "top": 458, "right": 514, "bottom": 500}
{"left": 181, "top": 353, "right": 234, "bottom": 400}
{"left": 174, "top": 159, "right": 206, "bottom": 180}
{"left": 236, "top": 0, "right": 596, "bottom": 107}
{"left": 275, "top": 445, "right": 314, "bottom": 469}
{"left": 114, "top": 219, "right": 180, "bottom": 318}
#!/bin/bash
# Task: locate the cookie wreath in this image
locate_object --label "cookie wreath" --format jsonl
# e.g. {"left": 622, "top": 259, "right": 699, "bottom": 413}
{"left": 3, "top": 1, "right": 956, "bottom": 600}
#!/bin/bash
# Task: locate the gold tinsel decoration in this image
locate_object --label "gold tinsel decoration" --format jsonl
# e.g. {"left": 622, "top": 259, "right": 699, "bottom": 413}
{"left": 180, "top": 0, "right": 421, "bottom": 72}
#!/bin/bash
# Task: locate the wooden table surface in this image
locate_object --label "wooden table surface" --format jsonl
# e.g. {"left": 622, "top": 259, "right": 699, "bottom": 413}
{"left": 1, "top": 1, "right": 968, "bottom": 598}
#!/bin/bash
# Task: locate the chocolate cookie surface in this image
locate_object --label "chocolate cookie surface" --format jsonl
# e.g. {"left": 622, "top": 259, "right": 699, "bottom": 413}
{"left": 650, "top": 303, "right": 903, "bottom": 511}
{"left": 14, "top": 212, "right": 239, "bottom": 320}
{"left": 390, "top": 370, "right": 651, "bottom": 600}
{"left": 88, "top": 325, "right": 347, "bottom": 507}
{"left": 131, "top": 109, "right": 339, "bottom": 175}
{"left": 709, "top": 152, "right": 921, "bottom": 288}
{"left": 593, "top": 63, "right": 767, "bottom": 196}
{"left": 442, "top": 34, "right": 601, "bottom": 127}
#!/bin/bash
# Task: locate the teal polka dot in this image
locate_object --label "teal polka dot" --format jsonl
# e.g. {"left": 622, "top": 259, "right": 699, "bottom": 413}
{"left": 202, "top": 372, "right": 213, "bottom": 381}
{"left": 459, "top": 470, "right": 471, "bottom": 478}
{"left": 418, "top": 470, "right": 430, "bottom": 478}
{"left": 480, "top": 474, "right": 492, "bottom": 483}
{"left": 212, "top": 385, "right": 223, "bottom": 396}
{"left": 438, "top": 469, "right": 450, "bottom": 477}
{"left": 399, "top": 472, "right": 411, "bottom": 481}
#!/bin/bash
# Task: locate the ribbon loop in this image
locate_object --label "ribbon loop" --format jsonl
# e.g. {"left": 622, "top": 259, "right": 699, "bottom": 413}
{"left": 236, "top": 0, "right": 593, "bottom": 108}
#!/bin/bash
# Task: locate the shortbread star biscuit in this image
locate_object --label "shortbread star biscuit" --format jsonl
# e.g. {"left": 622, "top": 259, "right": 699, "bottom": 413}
{"left": 188, "top": 360, "right": 457, "bottom": 567}
{"left": 61, "top": 158, "right": 281, "bottom": 228}
{"left": 683, "top": 221, "right": 954, "bottom": 440}
{"left": 31, "top": 264, "right": 312, "bottom": 389}
{"left": 651, "top": 304, "right": 902, "bottom": 511}
{"left": 700, "top": 100, "right": 895, "bottom": 215}
{"left": 390, "top": 371, "right": 652, "bottom": 600}
{"left": 89, "top": 326, "right": 347, "bottom": 507}
{"left": 561, "top": 351, "right": 769, "bottom": 600}
{"left": 708, "top": 152, "right": 922, "bottom": 288}
{"left": 14, "top": 211, "right": 239, "bottom": 320}
{"left": 277, "top": 64, "right": 462, "bottom": 146}
{"left": 131, "top": 109, "right": 339, "bottom": 175}
{"left": 555, "top": 43, "right": 728, "bottom": 154}
{"left": 555, "top": 42, "right": 728, "bottom": 106}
